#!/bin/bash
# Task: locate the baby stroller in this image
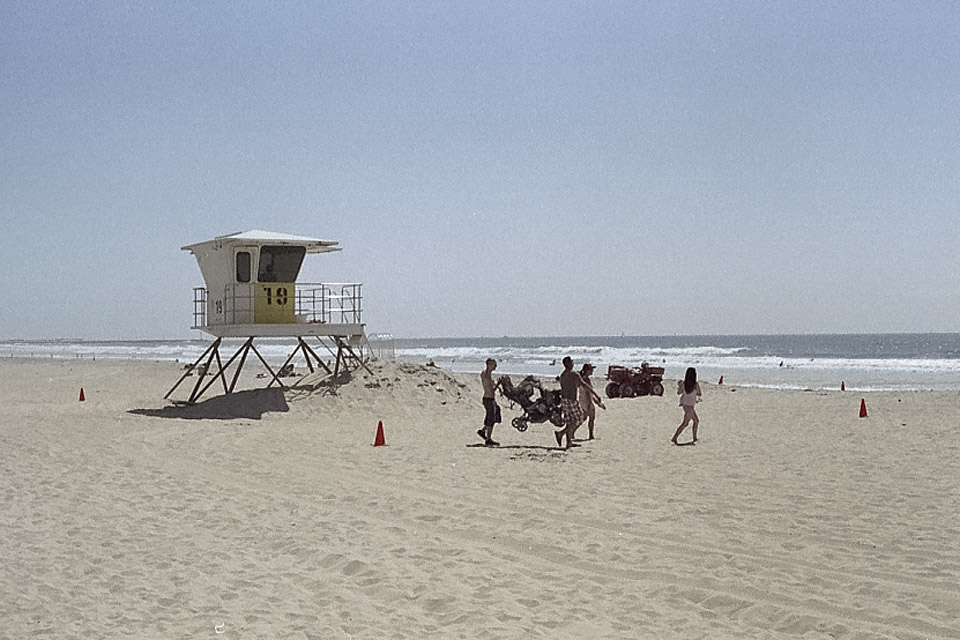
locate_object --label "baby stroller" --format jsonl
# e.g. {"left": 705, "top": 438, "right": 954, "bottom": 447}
{"left": 497, "top": 375, "right": 564, "bottom": 432}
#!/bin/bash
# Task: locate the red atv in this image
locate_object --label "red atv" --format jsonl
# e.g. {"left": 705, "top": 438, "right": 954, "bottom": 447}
{"left": 605, "top": 363, "right": 665, "bottom": 398}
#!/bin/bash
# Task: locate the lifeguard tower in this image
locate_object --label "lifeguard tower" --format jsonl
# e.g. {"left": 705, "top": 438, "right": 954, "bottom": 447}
{"left": 166, "top": 230, "right": 370, "bottom": 404}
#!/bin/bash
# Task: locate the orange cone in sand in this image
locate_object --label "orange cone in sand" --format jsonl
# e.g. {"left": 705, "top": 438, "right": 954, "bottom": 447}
{"left": 859, "top": 398, "right": 868, "bottom": 418}
{"left": 79, "top": 388, "right": 85, "bottom": 402}
{"left": 373, "top": 421, "right": 386, "bottom": 446}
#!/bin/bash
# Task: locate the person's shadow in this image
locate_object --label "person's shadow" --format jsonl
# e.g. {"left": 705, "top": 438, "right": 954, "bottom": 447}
{"left": 465, "top": 443, "right": 573, "bottom": 451}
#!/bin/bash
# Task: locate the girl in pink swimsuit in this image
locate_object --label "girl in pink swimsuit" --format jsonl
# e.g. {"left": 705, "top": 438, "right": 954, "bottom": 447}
{"left": 672, "top": 367, "right": 702, "bottom": 445}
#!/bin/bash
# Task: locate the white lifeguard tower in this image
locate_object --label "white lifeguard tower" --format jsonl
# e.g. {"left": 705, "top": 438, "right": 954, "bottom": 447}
{"left": 166, "top": 230, "right": 370, "bottom": 404}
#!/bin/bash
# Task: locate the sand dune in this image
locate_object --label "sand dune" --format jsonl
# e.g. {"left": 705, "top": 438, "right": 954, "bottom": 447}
{"left": 1, "top": 357, "right": 958, "bottom": 638}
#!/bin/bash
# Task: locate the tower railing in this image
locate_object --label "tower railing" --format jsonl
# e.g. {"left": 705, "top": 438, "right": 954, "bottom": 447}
{"left": 191, "top": 283, "right": 363, "bottom": 328}
{"left": 297, "top": 283, "right": 363, "bottom": 324}
{"left": 192, "top": 287, "right": 207, "bottom": 329}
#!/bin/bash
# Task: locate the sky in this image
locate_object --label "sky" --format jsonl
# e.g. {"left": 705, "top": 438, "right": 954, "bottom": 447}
{"left": 1, "top": 1, "right": 959, "bottom": 340}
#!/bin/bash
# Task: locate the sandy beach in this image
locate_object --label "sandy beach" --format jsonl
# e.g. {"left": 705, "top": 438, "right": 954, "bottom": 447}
{"left": 1, "top": 357, "right": 958, "bottom": 639}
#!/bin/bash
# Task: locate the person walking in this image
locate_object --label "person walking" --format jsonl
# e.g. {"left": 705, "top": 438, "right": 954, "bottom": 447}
{"left": 478, "top": 358, "right": 501, "bottom": 446}
{"left": 577, "top": 363, "right": 605, "bottom": 440}
{"left": 672, "top": 367, "right": 702, "bottom": 445}
{"left": 555, "top": 356, "right": 587, "bottom": 449}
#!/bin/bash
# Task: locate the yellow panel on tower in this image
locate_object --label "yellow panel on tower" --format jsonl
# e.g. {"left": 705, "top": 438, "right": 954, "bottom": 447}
{"left": 254, "top": 283, "right": 296, "bottom": 323}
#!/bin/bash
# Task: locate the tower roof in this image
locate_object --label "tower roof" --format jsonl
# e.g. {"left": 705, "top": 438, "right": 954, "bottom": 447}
{"left": 182, "top": 230, "right": 341, "bottom": 255}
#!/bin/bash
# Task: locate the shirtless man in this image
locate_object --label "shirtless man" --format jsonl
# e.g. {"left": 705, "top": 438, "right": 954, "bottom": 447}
{"left": 478, "top": 358, "right": 501, "bottom": 446}
{"left": 555, "top": 356, "right": 587, "bottom": 449}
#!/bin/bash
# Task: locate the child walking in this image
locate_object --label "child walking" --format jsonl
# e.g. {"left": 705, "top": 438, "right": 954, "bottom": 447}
{"left": 672, "top": 367, "right": 702, "bottom": 445}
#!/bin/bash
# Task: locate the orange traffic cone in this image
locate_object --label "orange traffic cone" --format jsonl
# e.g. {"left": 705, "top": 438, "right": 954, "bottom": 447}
{"left": 718, "top": 376, "right": 724, "bottom": 385}
{"left": 841, "top": 381, "right": 845, "bottom": 391}
{"left": 373, "top": 421, "right": 386, "bottom": 446}
{"left": 859, "top": 398, "right": 868, "bottom": 418}
{"left": 79, "top": 388, "right": 85, "bottom": 402}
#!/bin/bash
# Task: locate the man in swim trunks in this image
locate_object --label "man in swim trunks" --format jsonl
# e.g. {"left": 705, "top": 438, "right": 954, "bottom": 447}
{"left": 478, "top": 358, "right": 501, "bottom": 446}
{"left": 555, "top": 356, "right": 586, "bottom": 449}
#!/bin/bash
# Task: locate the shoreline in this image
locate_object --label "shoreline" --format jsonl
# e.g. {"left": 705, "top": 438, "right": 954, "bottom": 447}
{"left": 4, "top": 332, "right": 960, "bottom": 393}
{"left": 4, "top": 352, "right": 960, "bottom": 392}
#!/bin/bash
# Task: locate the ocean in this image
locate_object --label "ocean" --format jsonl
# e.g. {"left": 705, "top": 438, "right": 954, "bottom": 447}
{"left": 3, "top": 334, "right": 960, "bottom": 392}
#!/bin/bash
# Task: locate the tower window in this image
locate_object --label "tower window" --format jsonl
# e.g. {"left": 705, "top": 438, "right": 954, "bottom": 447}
{"left": 258, "top": 246, "right": 306, "bottom": 282}
{"left": 236, "top": 251, "right": 251, "bottom": 283}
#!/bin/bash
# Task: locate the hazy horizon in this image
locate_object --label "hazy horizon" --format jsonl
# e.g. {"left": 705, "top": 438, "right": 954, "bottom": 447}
{"left": 5, "top": 330, "right": 960, "bottom": 343}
